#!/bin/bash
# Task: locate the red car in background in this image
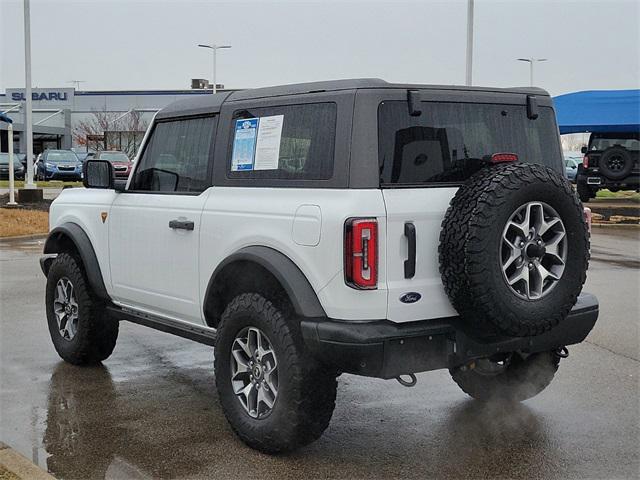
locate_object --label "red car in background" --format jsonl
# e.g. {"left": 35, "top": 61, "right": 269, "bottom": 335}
{"left": 93, "top": 151, "right": 133, "bottom": 178}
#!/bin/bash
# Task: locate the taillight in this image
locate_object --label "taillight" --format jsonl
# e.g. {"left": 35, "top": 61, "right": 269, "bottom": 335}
{"left": 491, "top": 153, "right": 518, "bottom": 163}
{"left": 344, "top": 218, "right": 378, "bottom": 289}
{"left": 582, "top": 155, "right": 589, "bottom": 168}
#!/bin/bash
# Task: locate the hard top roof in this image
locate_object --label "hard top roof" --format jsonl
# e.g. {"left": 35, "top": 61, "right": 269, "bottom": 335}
{"left": 155, "top": 78, "right": 548, "bottom": 119}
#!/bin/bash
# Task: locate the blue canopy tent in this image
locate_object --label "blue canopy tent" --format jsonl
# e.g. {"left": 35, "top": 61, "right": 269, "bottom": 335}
{"left": 553, "top": 89, "right": 640, "bottom": 134}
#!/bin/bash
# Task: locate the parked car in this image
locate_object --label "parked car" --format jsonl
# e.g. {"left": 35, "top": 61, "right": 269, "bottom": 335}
{"left": 36, "top": 149, "right": 83, "bottom": 181}
{"left": 0, "top": 153, "right": 26, "bottom": 180}
{"left": 16, "top": 153, "right": 26, "bottom": 168}
{"left": 576, "top": 132, "right": 640, "bottom": 202}
{"left": 564, "top": 152, "right": 581, "bottom": 182}
{"left": 41, "top": 79, "right": 597, "bottom": 454}
{"left": 92, "top": 151, "right": 132, "bottom": 178}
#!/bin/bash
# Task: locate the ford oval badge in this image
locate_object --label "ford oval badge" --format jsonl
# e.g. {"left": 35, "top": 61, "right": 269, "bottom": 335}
{"left": 400, "top": 292, "right": 421, "bottom": 304}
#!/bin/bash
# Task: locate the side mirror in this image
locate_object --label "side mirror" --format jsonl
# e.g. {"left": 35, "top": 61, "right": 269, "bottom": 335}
{"left": 581, "top": 146, "right": 588, "bottom": 154}
{"left": 83, "top": 160, "right": 114, "bottom": 189}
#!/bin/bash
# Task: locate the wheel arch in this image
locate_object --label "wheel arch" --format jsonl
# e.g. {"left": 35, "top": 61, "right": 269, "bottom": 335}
{"left": 42, "top": 223, "right": 110, "bottom": 301}
{"left": 203, "top": 246, "right": 326, "bottom": 329}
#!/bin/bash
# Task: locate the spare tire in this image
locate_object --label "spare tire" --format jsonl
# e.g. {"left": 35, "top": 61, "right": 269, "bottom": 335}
{"left": 439, "top": 163, "right": 589, "bottom": 337}
{"left": 599, "top": 146, "right": 633, "bottom": 180}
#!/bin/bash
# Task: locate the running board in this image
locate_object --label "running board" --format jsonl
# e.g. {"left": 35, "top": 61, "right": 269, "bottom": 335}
{"left": 106, "top": 306, "right": 217, "bottom": 346}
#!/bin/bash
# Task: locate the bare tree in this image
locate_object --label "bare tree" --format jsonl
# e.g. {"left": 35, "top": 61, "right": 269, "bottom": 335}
{"left": 560, "top": 133, "right": 590, "bottom": 153}
{"left": 73, "top": 109, "right": 149, "bottom": 158}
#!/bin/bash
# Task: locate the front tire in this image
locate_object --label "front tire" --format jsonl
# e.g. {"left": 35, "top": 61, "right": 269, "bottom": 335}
{"left": 214, "top": 293, "right": 337, "bottom": 453}
{"left": 450, "top": 351, "right": 560, "bottom": 402}
{"left": 45, "top": 253, "right": 118, "bottom": 365}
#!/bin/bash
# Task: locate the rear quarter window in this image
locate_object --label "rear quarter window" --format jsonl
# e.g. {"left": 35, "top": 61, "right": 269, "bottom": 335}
{"left": 378, "top": 101, "right": 562, "bottom": 186}
{"left": 227, "top": 102, "right": 336, "bottom": 180}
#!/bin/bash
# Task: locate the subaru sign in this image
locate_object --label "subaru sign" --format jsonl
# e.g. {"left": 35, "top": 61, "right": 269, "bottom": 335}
{"left": 11, "top": 91, "right": 69, "bottom": 101}
{"left": 6, "top": 88, "right": 74, "bottom": 107}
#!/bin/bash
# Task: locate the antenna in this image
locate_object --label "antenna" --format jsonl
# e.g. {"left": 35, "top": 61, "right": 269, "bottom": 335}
{"left": 67, "top": 80, "right": 86, "bottom": 90}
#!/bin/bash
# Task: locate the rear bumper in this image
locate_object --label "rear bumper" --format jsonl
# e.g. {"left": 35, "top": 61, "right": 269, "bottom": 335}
{"left": 301, "top": 293, "right": 599, "bottom": 379}
{"left": 577, "top": 172, "right": 640, "bottom": 189}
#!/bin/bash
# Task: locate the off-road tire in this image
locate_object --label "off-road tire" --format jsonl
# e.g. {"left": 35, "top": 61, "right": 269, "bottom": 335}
{"left": 576, "top": 180, "right": 593, "bottom": 203}
{"left": 599, "top": 146, "right": 633, "bottom": 180}
{"left": 214, "top": 293, "right": 337, "bottom": 453}
{"left": 439, "top": 163, "right": 589, "bottom": 337}
{"left": 45, "top": 253, "right": 118, "bottom": 365}
{"left": 450, "top": 351, "right": 560, "bottom": 402}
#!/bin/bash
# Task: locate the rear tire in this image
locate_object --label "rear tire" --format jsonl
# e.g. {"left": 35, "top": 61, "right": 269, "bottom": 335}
{"left": 214, "top": 293, "right": 337, "bottom": 453}
{"left": 577, "top": 180, "right": 593, "bottom": 203}
{"left": 450, "top": 351, "right": 560, "bottom": 402}
{"left": 45, "top": 253, "right": 118, "bottom": 365}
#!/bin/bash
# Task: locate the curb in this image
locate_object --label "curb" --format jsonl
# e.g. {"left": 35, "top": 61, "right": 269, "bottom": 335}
{"left": 0, "top": 442, "right": 55, "bottom": 480}
{"left": 591, "top": 222, "right": 640, "bottom": 229}
{"left": 0, "top": 234, "right": 47, "bottom": 242}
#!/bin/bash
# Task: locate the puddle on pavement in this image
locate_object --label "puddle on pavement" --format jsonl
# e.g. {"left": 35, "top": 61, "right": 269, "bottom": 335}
{"left": 0, "top": 237, "right": 45, "bottom": 253}
{"left": 32, "top": 361, "right": 226, "bottom": 479}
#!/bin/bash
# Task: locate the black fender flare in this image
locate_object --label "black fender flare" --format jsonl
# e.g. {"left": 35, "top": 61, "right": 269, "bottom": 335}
{"left": 43, "top": 223, "right": 110, "bottom": 300}
{"left": 205, "top": 246, "right": 326, "bottom": 320}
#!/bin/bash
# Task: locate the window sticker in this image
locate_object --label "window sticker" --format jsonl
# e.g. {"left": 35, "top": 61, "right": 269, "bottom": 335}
{"left": 254, "top": 115, "right": 284, "bottom": 171}
{"left": 231, "top": 118, "right": 259, "bottom": 171}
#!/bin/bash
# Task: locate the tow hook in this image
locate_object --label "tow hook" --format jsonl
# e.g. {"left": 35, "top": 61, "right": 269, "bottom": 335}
{"left": 555, "top": 346, "right": 569, "bottom": 359}
{"left": 396, "top": 373, "right": 417, "bottom": 387}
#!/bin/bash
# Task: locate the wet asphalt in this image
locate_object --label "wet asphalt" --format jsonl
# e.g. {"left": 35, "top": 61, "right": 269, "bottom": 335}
{"left": 0, "top": 230, "right": 638, "bottom": 479}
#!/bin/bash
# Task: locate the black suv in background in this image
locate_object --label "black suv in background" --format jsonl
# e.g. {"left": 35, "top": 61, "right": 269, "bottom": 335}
{"left": 0, "top": 153, "right": 26, "bottom": 180}
{"left": 577, "top": 132, "right": 640, "bottom": 202}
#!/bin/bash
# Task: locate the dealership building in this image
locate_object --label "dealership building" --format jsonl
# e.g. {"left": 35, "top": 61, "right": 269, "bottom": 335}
{"left": 0, "top": 81, "right": 233, "bottom": 157}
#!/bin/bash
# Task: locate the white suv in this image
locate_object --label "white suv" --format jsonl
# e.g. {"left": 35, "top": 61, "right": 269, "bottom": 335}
{"left": 41, "top": 79, "right": 598, "bottom": 453}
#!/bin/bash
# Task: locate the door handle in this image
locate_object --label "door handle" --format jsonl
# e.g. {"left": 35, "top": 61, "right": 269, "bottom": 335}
{"left": 404, "top": 222, "right": 416, "bottom": 279}
{"left": 169, "top": 219, "right": 194, "bottom": 231}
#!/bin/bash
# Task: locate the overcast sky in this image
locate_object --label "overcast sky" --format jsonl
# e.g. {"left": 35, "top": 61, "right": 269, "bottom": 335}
{"left": 1, "top": 0, "right": 638, "bottom": 96}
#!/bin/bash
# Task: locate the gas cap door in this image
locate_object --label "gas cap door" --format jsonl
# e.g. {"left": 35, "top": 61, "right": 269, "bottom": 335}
{"left": 292, "top": 204, "right": 322, "bottom": 246}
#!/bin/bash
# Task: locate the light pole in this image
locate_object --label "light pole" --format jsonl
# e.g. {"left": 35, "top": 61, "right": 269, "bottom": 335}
{"left": 23, "top": 0, "right": 35, "bottom": 188}
{"left": 465, "top": 0, "right": 474, "bottom": 86}
{"left": 197, "top": 44, "right": 231, "bottom": 94}
{"left": 517, "top": 58, "right": 547, "bottom": 86}
{"left": 0, "top": 113, "right": 17, "bottom": 206}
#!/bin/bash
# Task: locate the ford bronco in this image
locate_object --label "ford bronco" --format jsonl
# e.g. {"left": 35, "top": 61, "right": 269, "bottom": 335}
{"left": 576, "top": 131, "right": 640, "bottom": 202}
{"left": 41, "top": 79, "right": 598, "bottom": 453}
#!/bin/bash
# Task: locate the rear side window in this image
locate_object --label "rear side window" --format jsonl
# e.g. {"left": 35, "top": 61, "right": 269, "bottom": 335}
{"left": 589, "top": 132, "right": 640, "bottom": 151}
{"left": 378, "top": 101, "right": 562, "bottom": 186}
{"left": 228, "top": 103, "right": 336, "bottom": 180}
{"left": 131, "top": 116, "right": 215, "bottom": 192}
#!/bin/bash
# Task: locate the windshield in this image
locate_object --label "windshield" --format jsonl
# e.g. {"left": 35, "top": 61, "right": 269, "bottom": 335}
{"left": 0, "top": 154, "right": 22, "bottom": 167}
{"left": 99, "top": 152, "right": 130, "bottom": 162}
{"left": 378, "top": 102, "right": 562, "bottom": 186}
{"left": 589, "top": 133, "right": 639, "bottom": 151}
{"left": 564, "top": 158, "right": 579, "bottom": 168}
{"left": 47, "top": 151, "right": 79, "bottom": 163}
